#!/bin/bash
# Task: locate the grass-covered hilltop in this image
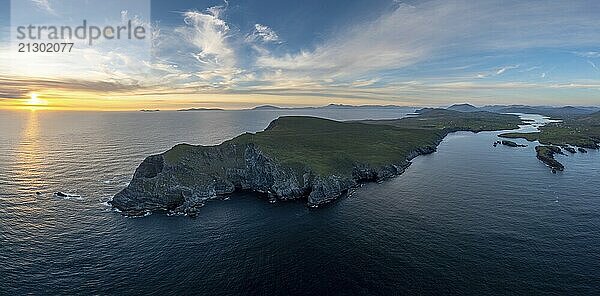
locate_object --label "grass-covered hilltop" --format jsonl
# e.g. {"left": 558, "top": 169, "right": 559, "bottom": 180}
{"left": 111, "top": 109, "right": 522, "bottom": 216}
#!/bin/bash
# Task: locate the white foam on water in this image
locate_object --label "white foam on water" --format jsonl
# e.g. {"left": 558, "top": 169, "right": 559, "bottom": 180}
{"left": 126, "top": 211, "right": 152, "bottom": 218}
{"left": 53, "top": 192, "right": 83, "bottom": 200}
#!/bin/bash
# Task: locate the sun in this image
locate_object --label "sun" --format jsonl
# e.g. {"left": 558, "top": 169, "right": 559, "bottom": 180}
{"left": 26, "top": 93, "right": 48, "bottom": 106}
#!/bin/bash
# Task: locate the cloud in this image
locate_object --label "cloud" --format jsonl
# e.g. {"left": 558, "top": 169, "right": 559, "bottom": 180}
{"left": 114, "top": 4, "right": 240, "bottom": 92}
{"left": 0, "top": 76, "right": 143, "bottom": 93}
{"left": 588, "top": 60, "right": 599, "bottom": 71}
{"left": 520, "top": 66, "right": 540, "bottom": 73}
{"left": 255, "top": 3, "right": 432, "bottom": 76}
{"left": 246, "top": 24, "right": 281, "bottom": 43}
{"left": 0, "top": 75, "right": 146, "bottom": 103}
{"left": 5, "top": 0, "right": 600, "bottom": 108}
{"left": 575, "top": 51, "right": 600, "bottom": 58}
{"left": 475, "top": 65, "right": 521, "bottom": 79}
{"left": 256, "top": 0, "right": 600, "bottom": 80}
{"left": 177, "top": 8, "right": 234, "bottom": 68}
{"left": 31, "top": 0, "right": 56, "bottom": 15}
{"left": 351, "top": 78, "right": 380, "bottom": 88}
{"left": 496, "top": 65, "right": 520, "bottom": 75}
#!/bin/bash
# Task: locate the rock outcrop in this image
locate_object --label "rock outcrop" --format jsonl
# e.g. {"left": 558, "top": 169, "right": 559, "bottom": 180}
{"left": 535, "top": 145, "right": 565, "bottom": 172}
{"left": 501, "top": 140, "right": 527, "bottom": 148}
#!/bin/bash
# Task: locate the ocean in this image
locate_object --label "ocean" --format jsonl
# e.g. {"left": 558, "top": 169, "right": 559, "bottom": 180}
{"left": 1, "top": 109, "right": 599, "bottom": 295}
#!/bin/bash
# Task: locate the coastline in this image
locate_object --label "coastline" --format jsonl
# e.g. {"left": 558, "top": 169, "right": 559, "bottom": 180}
{"left": 110, "top": 112, "right": 523, "bottom": 216}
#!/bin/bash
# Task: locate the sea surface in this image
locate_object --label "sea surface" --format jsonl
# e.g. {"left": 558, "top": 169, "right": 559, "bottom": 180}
{"left": 1, "top": 108, "right": 599, "bottom": 295}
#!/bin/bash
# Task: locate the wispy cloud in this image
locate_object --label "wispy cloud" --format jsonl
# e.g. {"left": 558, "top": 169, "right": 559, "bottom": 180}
{"left": 255, "top": 0, "right": 600, "bottom": 80}
{"left": 0, "top": 75, "right": 144, "bottom": 99}
{"left": 520, "top": 66, "right": 540, "bottom": 73}
{"left": 575, "top": 51, "right": 600, "bottom": 58}
{"left": 177, "top": 7, "right": 234, "bottom": 69}
{"left": 496, "top": 65, "right": 520, "bottom": 75}
{"left": 31, "top": 0, "right": 56, "bottom": 15}
{"left": 246, "top": 24, "right": 281, "bottom": 43}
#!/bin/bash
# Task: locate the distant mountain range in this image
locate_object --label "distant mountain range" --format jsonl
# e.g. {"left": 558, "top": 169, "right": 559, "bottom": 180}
{"left": 168, "top": 103, "right": 600, "bottom": 117}
{"left": 171, "top": 104, "right": 417, "bottom": 112}
{"left": 252, "top": 104, "right": 417, "bottom": 111}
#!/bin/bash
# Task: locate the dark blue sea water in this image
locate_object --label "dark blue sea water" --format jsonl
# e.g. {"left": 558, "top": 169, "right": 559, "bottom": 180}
{"left": 1, "top": 109, "right": 599, "bottom": 295}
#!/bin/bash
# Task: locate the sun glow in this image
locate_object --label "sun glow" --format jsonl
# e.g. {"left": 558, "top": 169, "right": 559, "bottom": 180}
{"left": 26, "top": 93, "right": 48, "bottom": 106}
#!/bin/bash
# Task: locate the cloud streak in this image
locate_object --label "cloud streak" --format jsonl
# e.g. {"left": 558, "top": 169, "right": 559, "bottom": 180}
{"left": 496, "top": 65, "right": 520, "bottom": 75}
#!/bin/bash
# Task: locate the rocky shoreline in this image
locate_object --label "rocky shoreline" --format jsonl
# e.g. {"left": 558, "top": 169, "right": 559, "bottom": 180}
{"left": 110, "top": 144, "right": 436, "bottom": 216}
{"left": 110, "top": 143, "right": 438, "bottom": 216}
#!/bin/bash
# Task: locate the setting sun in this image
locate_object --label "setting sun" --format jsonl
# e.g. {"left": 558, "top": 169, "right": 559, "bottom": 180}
{"left": 26, "top": 93, "right": 48, "bottom": 106}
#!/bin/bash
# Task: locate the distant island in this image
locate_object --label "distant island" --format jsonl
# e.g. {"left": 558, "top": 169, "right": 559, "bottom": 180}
{"left": 110, "top": 109, "right": 523, "bottom": 216}
{"left": 177, "top": 107, "right": 225, "bottom": 111}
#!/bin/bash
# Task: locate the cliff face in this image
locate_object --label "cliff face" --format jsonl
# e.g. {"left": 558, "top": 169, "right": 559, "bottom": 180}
{"left": 111, "top": 142, "right": 436, "bottom": 216}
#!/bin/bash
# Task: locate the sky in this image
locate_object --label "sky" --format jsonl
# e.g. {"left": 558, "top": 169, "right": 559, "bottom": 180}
{"left": 0, "top": 0, "right": 600, "bottom": 110}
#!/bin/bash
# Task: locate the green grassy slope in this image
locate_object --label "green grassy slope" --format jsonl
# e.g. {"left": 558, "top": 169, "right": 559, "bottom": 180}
{"left": 162, "top": 109, "right": 522, "bottom": 178}
{"left": 231, "top": 116, "right": 443, "bottom": 176}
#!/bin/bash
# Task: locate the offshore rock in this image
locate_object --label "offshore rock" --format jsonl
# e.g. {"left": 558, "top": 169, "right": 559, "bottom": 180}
{"left": 535, "top": 145, "right": 565, "bottom": 172}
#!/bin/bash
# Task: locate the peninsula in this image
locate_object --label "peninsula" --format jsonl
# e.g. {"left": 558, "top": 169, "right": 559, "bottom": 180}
{"left": 111, "top": 109, "right": 522, "bottom": 216}
{"left": 500, "top": 111, "right": 600, "bottom": 170}
{"left": 500, "top": 111, "right": 600, "bottom": 149}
